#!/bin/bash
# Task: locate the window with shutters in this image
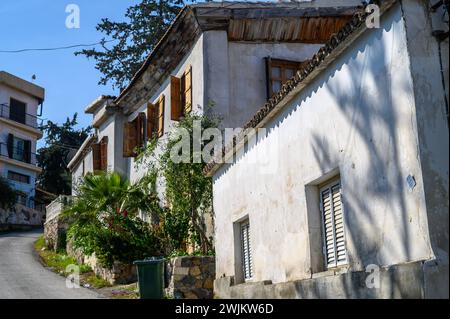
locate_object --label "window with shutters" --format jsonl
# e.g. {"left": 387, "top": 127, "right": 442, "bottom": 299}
{"left": 265, "top": 58, "right": 308, "bottom": 99}
{"left": 241, "top": 220, "right": 253, "bottom": 280}
{"left": 320, "top": 179, "right": 347, "bottom": 269}
{"left": 7, "top": 134, "right": 32, "bottom": 164}
{"left": 171, "top": 65, "right": 192, "bottom": 121}
{"left": 148, "top": 95, "right": 165, "bottom": 139}
{"left": 123, "top": 113, "right": 146, "bottom": 157}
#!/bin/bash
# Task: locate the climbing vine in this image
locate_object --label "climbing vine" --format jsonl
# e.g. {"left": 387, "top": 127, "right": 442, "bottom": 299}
{"left": 136, "top": 109, "right": 220, "bottom": 255}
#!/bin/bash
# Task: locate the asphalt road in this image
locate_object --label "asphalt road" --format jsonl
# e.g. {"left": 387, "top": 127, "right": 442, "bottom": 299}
{"left": 0, "top": 229, "right": 102, "bottom": 299}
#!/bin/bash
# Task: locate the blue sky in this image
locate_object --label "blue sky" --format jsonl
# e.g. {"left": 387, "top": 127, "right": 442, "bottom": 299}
{"left": 0, "top": 0, "right": 137, "bottom": 146}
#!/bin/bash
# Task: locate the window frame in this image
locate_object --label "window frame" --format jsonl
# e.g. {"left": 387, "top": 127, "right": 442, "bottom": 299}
{"left": 265, "top": 57, "right": 306, "bottom": 99}
{"left": 240, "top": 219, "right": 253, "bottom": 281}
{"left": 319, "top": 178, "right": 348, "bottom": 269}
{"left": 7, "top": 170, "right": 30, "bottom": 184}
{"left": 9, "top": 97, "right": 27, "bottom": 125}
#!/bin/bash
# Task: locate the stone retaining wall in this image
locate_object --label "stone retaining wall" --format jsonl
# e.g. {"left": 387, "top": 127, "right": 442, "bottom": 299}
{"left": 44, "top": 216, "right": 68, "bottom": 251}
{"left": 165, "top": 256, "right": 215, "bottom": 299}
{"left": 66, "top": 238, "right": 137, "bottom": 285}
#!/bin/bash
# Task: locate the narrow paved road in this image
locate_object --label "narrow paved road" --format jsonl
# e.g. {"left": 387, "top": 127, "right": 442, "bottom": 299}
{"left": 0, "top": 230, "right": 102, "bottom": 299}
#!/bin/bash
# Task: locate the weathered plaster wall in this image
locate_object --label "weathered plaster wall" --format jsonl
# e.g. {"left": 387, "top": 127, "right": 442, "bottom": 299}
{"left": 213, "top": 4, "right": 435, "bottom": 287}
{"left": 400, "top": 0, "right": 449, "bottom": 298}
{"left": 0, "top": 83, "right": 39, "bottom": 118}
{"left": 203, "top": 30, "right": 323, "bottom": 130}
{"left": 71, "top": 148, "right": 93, "bottom": 195}
{"left": 127, "top": 34, "right": 205, "bottom": 186}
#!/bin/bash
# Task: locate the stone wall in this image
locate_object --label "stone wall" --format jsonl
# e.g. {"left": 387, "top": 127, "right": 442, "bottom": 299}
{"left": 66, "top": 238, "right": 137, "bottom": 285}
{"left": 43, "top": 196, "right": 72, "bottom": 251}
{"left": 0, "top": 204, "right": 44, "bottom": 229}
{"left": 165, "top": 256, "right": 215, "bottom": 299}
{"left": 44, "top": 216, "right": 68, "bottom": 251}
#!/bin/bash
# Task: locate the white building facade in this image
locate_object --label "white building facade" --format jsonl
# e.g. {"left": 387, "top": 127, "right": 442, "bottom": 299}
{"left": 206, "top": 0, "right": 449, "bottom": 299}
{"left": 0, "top": 71, "right": 45, "bottom": 227}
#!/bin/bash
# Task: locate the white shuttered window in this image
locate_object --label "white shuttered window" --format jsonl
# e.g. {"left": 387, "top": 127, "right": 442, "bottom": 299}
{"left": 320, "top": 180, "right": 347, "bottom": 268}
{"left": 241, "top": 220, "right": 253, "bottom": 280}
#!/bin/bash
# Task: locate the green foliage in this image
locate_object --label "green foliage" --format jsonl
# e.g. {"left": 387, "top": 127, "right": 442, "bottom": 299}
{"left": 37, "top": 113, "right": 91, "bottom": 195}
{"left": 0, "top": 176, "right": 17, "bottom": 209}
{"left": 136, "top": 110, "right": 220, "bottom": 254}
{"left": 75, "top": 0, "right": 187, "bottom": 90}
{"left": 34, "top": 235, "right": 91, "bottom": 275}
{"left": 64, "top": 172, "right": 162, "bottom": 268}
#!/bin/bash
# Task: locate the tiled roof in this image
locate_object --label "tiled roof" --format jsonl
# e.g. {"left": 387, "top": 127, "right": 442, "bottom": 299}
{"left": 204, "top": 0, "right": 397, "bottom": 177}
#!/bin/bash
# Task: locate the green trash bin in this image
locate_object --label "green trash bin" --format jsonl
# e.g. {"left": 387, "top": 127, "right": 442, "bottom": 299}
{"left": 133, "top": 257, "right": 165, "bottom": 299}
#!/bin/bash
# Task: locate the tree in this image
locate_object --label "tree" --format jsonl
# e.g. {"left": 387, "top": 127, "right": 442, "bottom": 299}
{"left": 37, "top": 114, "right": 91, "bottom": 195}
{"left": 75, "top": 0, "right": 187, "bottom": 90}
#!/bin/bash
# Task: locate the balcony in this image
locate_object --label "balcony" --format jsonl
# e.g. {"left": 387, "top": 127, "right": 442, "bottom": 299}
{"left": 0, "top": 103, "right": 41, "bottom": 129}
{"left": 0, "top": 142, "right": 37, "bottom": 166}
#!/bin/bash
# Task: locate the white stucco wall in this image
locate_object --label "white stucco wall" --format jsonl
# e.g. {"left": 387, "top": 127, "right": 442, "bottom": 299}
{"left": 203, "top": 30, "right": 323, "bottom": 130}
{"left": 213, "top": 5, "right": 435, "bottom": 284}
{"left": 71, "top": 149, "right": 93, "bottom": 195}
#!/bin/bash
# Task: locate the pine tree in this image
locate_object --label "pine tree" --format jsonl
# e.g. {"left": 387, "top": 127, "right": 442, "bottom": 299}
{"left": 75, "top": 0, "right": 187, "bottom": 90}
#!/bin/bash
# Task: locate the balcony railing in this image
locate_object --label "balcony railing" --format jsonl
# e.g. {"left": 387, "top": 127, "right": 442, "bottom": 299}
{"left": 0, "top": 143, "right": 37, "bottom": 165}
{"left": 0, "top": 103, "right": 41, "bottom": 129}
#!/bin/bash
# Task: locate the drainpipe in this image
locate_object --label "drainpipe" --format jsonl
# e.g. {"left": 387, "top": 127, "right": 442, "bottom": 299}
{"left": 430, "top": 0, "right": 449, "bottom": 130}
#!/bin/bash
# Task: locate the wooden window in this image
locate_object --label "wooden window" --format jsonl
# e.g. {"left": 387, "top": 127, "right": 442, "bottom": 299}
{"left": 123, "top": 120, "right": 136, "bottom": 157}
{"left": 171, "top": 65, "right": 192, "bottom": 121}
{"left": 241, "top": 219, "right": 253, "bottom": 280}
{"left": 147, "top": 102, "right": 155, "bottom": 139}
{"left": 93, "top": 136, "right": 108, "bottom": 171}
{"left": 265, "top": 58, "right": 308, "bottom": 99}
{"left": 147, "top": 96, "right": 164, "bottom": 139}
{"left": 7, "top": 171, "right": 30, "bottom": 184}
{"left": 320, "top": 179, "right": 347, "bottom": 269}
{"left": 100, "top": 136, "right": 108, "bottom": 171}
{"left": 171, "top": 76, "right": 181, "bottom": 121}
{"left": 155, "top": 95, "right": 165, "bottom": 138}
{"left": 92, "top": 143, "right": 101, "bottom": 171}
{"left": 9, "top": 98, "right": 26, "bottom": 124}
{"left": 123, "top": 113, "right": 146, "bottom": 158}
{"left": 181, "top": 65, "right": 192, "bottom": 115}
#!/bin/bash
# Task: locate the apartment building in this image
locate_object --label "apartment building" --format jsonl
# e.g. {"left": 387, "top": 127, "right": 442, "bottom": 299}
{"left": 0, "top": 71, "right": 45, "bottom": 227}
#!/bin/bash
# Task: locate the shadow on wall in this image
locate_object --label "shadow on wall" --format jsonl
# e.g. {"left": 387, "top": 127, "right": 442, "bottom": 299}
{"left": 306, "top": 7, "right": 426, "bottom": 298}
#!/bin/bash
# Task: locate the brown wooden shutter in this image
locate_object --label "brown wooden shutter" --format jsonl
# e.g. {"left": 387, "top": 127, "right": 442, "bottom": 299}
{"left": 147, "top": 103, "right": 155, "bottom": 139}
{"left": 92, "top": 143, "right": 101, "bottom": 170}
{"left": 184, "top": 65, "right": 192, "bottom": 114}
{"left": 157, "top": 95, "right": 165, "bottom": 138}
{"left": 100, "top": 136, "right": 108, "bottom": 171}
{"left": 137, "top": 112, "right": 146, "bottom": 148}
{"left": 171, "top": 76, "right": 181, "bottom": 121}
{"left": 123, "top": 120, "right": 138, "bottom": 157}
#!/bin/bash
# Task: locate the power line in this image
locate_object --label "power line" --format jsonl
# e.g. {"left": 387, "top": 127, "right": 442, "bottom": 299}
{"left": 0, "top": 39, "right": 116, "bottom": 53}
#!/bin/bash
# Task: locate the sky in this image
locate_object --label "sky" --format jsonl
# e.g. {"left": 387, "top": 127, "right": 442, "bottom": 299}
{"left": 0, "top": 1, "right": 272, "bottom": 148}
{"left": 0, "top": 0, "right": 137, "bottom": 147}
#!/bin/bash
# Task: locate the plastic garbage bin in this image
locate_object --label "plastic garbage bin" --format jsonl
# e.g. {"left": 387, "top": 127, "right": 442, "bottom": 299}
{"left": 133, "top": 257, "right": 165, "bottom": 299}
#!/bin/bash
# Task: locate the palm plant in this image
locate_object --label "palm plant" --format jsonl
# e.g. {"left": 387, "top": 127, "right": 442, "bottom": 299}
{"left": 64, "top": 172, "right": 162, "bottom": 267}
